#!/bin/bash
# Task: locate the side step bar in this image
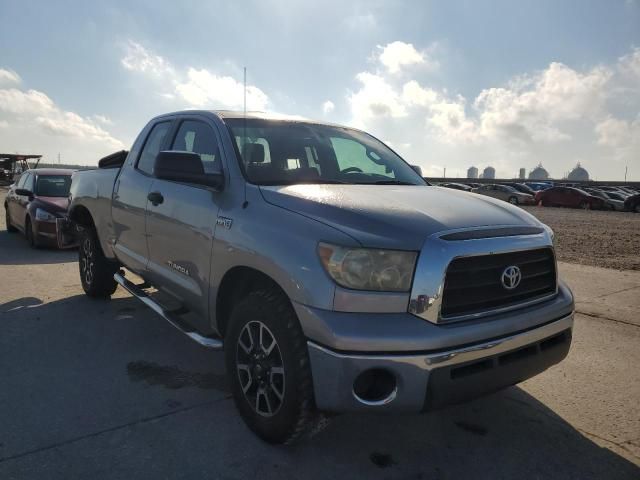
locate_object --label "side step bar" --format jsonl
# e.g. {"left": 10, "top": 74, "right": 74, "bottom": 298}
{"left": 114, "top": 272, "right": 223, "bottom": 349}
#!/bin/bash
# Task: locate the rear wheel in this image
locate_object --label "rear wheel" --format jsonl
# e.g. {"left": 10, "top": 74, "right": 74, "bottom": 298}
{"left": 508, "top": 196, "right": 518, "bottom": 205}
{"left": 79, "top": 226, "right": 118, "bottom": 298}
{"left": 225, "top": 289, "right": 319, "bottom": 444}
{"left": 635, "top": 204, "right": 640, "bottom": 213}
{"left": 5, "top": 206, "right": 17, "bottom": 232}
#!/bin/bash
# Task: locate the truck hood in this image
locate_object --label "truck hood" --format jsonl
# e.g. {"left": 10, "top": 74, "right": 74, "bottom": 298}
{"left": 260, "top": 185, "right": 542, "bottom": 250}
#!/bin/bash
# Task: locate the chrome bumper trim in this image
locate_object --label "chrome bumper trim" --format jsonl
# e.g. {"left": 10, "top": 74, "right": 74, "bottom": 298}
{"left": 309, "top": 312, "right": 573, "bottom": 370}
{"left": 307, "top": 312, "right": 573, "bottom": 412}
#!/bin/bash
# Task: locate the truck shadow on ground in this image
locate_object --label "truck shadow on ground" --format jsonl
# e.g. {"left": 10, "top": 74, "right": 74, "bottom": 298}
{"left": 0, "top": 230, "right": 76, "bottom": 265}
{"left": 1, "top": 294, "right": 638, "bottom": 479}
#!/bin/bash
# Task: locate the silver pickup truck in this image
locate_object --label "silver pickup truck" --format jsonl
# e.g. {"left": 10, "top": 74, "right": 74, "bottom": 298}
{"left": 69, "top": 110, "right": 574, "bottom": 444}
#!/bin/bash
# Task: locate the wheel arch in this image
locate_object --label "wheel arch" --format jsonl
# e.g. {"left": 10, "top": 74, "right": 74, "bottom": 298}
{"left": 215, "top": 266, "right": 290, "bottom": 338}
{"left": 69, "top": 204, "right": 96, "bottom": 228}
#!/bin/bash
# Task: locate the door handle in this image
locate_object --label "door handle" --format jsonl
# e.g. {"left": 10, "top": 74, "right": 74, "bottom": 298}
{"left": 147, "top": 191, "right": 164, "bottom": 206}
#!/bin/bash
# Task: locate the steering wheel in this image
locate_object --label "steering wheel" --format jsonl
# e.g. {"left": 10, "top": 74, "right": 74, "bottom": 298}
{"left": 341, "top": 167, "right": 363, "bottom": 174}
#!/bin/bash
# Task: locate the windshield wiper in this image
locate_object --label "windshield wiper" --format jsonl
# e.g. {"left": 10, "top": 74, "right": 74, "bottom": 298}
{"left": 362, "top": 180, "right": 418, "bottom": 185}
{"left": 256, "top": 179, "right": 348, "bottom": 186}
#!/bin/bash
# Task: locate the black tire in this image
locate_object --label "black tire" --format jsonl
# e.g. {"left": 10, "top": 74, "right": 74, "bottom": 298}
{"left": 225, "top": 289, "right": 318, "bottom": 444}
{"left": 508, "top": 196, "right": 518, "bottom": 205}
{"left": 5, "top": 206, "right": 17, "bottom": 232}
{"left": 579, "top": 201, "right": 591, "bottom": 210}
{"left": 635, "top": 204, "right": 640, "bottom": 214}
{"left": 25, "top": 217, "right": 39, "bottom": 248}
{"left": 79, "top": 226, "right": 118, "bottom": 298}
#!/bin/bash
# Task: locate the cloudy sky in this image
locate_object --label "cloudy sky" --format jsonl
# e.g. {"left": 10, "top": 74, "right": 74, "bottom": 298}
{"left": 1, "top": 0, "right": 639, "bottom": 180}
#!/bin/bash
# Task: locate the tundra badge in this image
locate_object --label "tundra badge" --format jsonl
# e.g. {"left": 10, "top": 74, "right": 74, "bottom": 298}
{"left": 168, "top": 261, "right": 190, "bottom": 277}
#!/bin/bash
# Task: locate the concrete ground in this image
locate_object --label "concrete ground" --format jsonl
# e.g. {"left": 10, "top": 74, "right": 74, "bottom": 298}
{"left": 1, "top": 194, "right": 639, "bottom": 479}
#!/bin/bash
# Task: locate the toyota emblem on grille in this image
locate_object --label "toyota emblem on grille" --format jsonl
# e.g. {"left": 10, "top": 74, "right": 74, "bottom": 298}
{"left": 501, "top": 265, "right": 522, "bottom": 290}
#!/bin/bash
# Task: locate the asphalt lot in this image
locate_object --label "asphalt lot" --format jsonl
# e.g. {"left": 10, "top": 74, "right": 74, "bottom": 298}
{"left": 1, "top": 188, "right": 639, "bottom": 479}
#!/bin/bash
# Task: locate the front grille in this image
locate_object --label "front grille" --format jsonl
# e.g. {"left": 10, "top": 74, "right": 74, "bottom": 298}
{"left": 440, "top": 248, "right": 556, "bottom": 318}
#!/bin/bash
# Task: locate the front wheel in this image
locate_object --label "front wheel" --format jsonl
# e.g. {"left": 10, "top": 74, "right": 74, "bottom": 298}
{"left": 5, "top": 207, "right": 17, "bottom": 232}
{"left": 79, "top": 227, "right": 118, "bottom": 298}
{"left": 508, "top": 196, "right": 518, "bottom": 205}
{"left": 225, "top": 289, "right": 318, "bottom": 444}
{"left": 25, "top": 217, "right": 39, "bottom": 248}
{"left": 579, "top": 201, "right": 591, "bottom": 210}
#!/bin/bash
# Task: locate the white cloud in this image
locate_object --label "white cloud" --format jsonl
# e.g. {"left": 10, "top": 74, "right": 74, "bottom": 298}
{"left": 475, "top": 63, "right": 611, "bottom": 144}
{"left": 121, "top": 41, "right": 269, "bottom": 111}
{"left": 92, "top": 114, "right": 113, "bottom": 125}
{"left": 378, "top": 41, "right": 436, "bottom": 74}
{"left": 618, "top": 47, "right": 640, "bottom": 79}
{"left": 0, "top": 68, "right": 21, "bottom": 86}
{"left": 595, "top": 115, "right": 640, "bottom": 164}
{"left": 322, "top": 100, "right": 335, "bottom": 114}
{"left": 175, "top": 68, "right": 268, "bottom": 111}
{"left": 121, "top": 41, "right": 174, "bottom": 77}
{"left": 347, "top": 42, "right": 640, "bottom": 179}
{"left": 0, "top": 74, "right": 125, "bottom": 164}
{"left": 348, "top": 72, "right": 407, "bottom": 122}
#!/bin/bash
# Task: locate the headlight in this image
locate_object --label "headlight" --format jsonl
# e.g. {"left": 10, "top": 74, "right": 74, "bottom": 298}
{"left": 35, "top": 208, "right": 56, "bottom": 222}
{"left": 543, "top": 224, "right": 554, "bottom": 241}
{"left": 318, "top": 242, "right": 417, "bottom": 292}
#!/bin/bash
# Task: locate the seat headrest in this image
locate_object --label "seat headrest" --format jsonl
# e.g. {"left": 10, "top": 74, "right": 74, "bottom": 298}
{"left": 192, "top": 133, "right": 217, "bottom": 155}
{"left": 244, "top": 143, "right": 265, "bottom": 164}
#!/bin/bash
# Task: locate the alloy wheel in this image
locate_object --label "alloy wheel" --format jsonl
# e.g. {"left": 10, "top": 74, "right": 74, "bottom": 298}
{"left": 236, "top": 320, "right": 285, "bottom": 417}
{"left": 81, "top": 236, "right": 95, "bottom": 286}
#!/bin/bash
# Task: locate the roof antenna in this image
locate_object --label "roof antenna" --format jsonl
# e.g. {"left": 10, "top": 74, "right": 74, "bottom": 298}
{"left": 242, "top": 66, "right": 249, "bottom": 209}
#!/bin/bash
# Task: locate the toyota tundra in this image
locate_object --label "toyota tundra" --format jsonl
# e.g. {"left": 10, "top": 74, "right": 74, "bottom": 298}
{"left": 68, "top": 110, "right": 574, "bottom": 444}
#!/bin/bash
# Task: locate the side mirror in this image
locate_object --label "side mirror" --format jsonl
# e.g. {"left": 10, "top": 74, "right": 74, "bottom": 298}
{"left": 411, "top": 165, "right": 423, "bottom": 177}
{"left": 15, "top": 188, "right": 34, "bottom": 199}
{"left": 154, "top": 151, "right": 224, "bottom": 190}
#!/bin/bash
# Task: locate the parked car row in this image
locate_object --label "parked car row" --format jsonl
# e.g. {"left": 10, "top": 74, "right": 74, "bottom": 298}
{"left": 436, "top": 181, "right": 640, "bottom": 212}
{"left": 471, "top": 184, "right": 536, "bottom": 205}
{"left": 4, "top": 168, "right": 640, "bottom": 253}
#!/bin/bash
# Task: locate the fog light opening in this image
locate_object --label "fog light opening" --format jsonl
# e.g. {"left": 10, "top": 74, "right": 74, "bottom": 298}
{"left": 352, "top": 368, "right": 398, "bottom": 406}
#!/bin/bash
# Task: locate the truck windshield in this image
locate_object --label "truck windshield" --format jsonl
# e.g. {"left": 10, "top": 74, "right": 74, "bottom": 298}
{"left": 225, "top": 119, "right": 426, "bottom": 186}
{"left": 35, "top": 175, "right": 72, "bottom": 197}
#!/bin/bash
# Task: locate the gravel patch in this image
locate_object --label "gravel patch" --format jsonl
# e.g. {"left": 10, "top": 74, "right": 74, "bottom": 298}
{"left": 522, "top": 206, "right": 640, "bottom": 271}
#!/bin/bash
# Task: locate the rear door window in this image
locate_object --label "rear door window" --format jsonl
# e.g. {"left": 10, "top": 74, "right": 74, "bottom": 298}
{"left": 137, "top": 121, "right": 172, "bottom": 175}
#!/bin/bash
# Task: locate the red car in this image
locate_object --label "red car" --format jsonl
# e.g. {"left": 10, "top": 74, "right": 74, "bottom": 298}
{"left": 4, "top": 168, "right": 76, "bottom": 248}
{"left": 535, "top": 186, "right": 606, "bottom": 210}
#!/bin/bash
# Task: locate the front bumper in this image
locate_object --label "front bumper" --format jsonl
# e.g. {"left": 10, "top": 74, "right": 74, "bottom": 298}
{"left": 308, "top": 313, "right": 573, "bottom": 412}
{"left": 34, "top": 217, "right": 78, "bottom": 249}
